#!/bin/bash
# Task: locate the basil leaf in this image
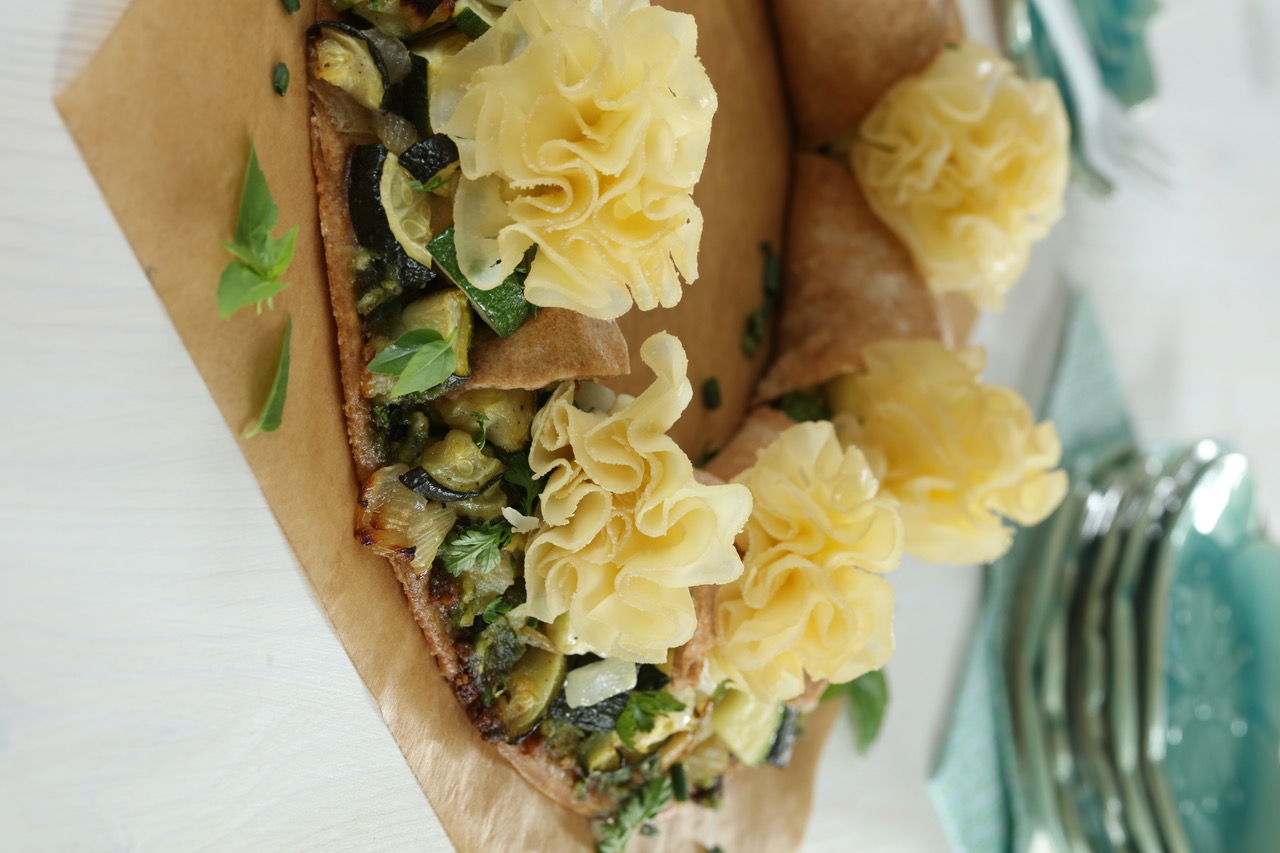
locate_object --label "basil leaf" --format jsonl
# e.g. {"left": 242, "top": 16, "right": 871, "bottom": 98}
{"left": 824, "top": 669, "right": 889, "bottom": 754}
{"left": 217, "top": 260, "right": 290, "bottom": 319}
{"left": 233, "top": 142, "right": 278, "bottom": 249}
{"left": 244, "top": 316, "right": 292, "bottom": 438}
{"left": 368, "top": 328, "right": 458, "bottom": 398}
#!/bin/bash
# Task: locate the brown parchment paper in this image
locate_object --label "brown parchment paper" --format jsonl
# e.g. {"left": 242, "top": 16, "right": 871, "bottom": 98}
{"left": 56, "top": 0, "right": 818, "bottom": 850}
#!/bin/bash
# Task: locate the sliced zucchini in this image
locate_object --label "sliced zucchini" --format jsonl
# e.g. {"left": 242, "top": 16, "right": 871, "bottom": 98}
{"left": 453, "top": 0, "right": 503, "bottom": 39}
{"left": 348, "top": 145, "right": 439, "bottom": 291}
{"left": 380, "top": 152, "right": 436, "bottom": 268}
{"left": 335, "top": 0, "right": 454, "bottom": 39}
{"left": 410, "top": 29, "right": 471, "bottom": 110}
{"left": 433, "top": 388, "right": 536, "bottom": 452}
{"left": 401, "top": 288, "right": 472, "bottom": 375}
{"left": 450, "top": 550, "right": 516, "bottom": 627}
{"left": 428, "top": 226, "right": 534, "bottom": 338}
{"left": 308, "top": 22, "right": 391, "bottom": 112}
{"left": 579, "top": 731, "right": 623, "bottom": 773}
{"left": 398, "top": 134, "right": 460, "bottom": 187}
{"left": 502, "top": 647, "right": 568, "bottom": 739}
{"left": 400, "top": 54, "right": 432, "bottom": 137}
{"left": 711, "top": 689, "right": 785, "bottom": 767}
{"left": 419, "top": 429, "right": 505, "bottom": 494}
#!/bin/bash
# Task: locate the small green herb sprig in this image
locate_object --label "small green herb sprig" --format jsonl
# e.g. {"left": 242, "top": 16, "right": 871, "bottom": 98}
{"left": 218, "top": 142, "right": 298, "bottom": 319}
{"left": 439, "top": 519, "right": 513, "bottom": 577}
{"left": 503, "top": 450, "right": 543, "bottom": 516}
{"left": 367, "top": 328, "right": 457, "bottom": 398}
{"left": 596, "top": 776, "right": 673, "bottom": 853}
{"left": 614, "top": 690, "right": 686, "bottom": 750}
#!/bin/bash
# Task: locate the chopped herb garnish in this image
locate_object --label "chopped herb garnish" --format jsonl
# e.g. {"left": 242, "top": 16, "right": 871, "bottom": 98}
{"left": 408, "top": 173, "right": 449, "bottom": 194}
{"left": 471, "top": 411, "right": 490, "bottom": 449}
{"left": 218, "top": 142, "right": 298, "bottom": 318}
{"left": 367, "top": 328, "right": 458, "bottom": 398}
{"left": 280, "top": 0, "right": 300, "bottom": 12}
{"left": 503, "top": 449, "right": 544, "bottom": 516}
{"left": 779, "top": 390, "right": 831, "bottom": 422}
{"left": 481, "top": 596, "right": 514, "bottom": 624}
{"left": 670, "top": 763, "right": 689, "bottom": 802}
{"left": 639, "top": 824, "right": 659, "bottom": 838}
{"left": 244, "top": 316, "right": 292, "bottom": 438}
{"left": 854, "top": 129, "right": 896, "bottom": 155}
{"left": 439, "top": 518, "right": 512, "bottom": 577}
{"left": 272, "top": 62, "right": 290, "bottom": 96}
{"left": 695, "top": 445, "right": 719, "bottom": 468}
{"left": 596, "top": 776, "right": 673, "bottom": 853}
{"left": 702, "top": 377, "right": 721, "bottom": 410}
{"left": 823, "top": 669, "right": 889, "bottom": 754}
{"left": 615, "top": 690, "right": 686, "bottom": 750}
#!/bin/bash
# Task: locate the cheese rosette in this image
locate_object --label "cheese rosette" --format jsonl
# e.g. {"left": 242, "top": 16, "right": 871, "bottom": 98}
{"left": 430, "top": 0, "right": 717, "bottom": 320}
{"left": 713, "top": 421, "right": 903, "bottom": 703}
{"left": 850, "top": 41, "right": 1069, "bottom": 309}
{"left": 828, "top": 339, "right": 1067, "bottom": 564}
{"left": 522, "top": 333, "right": 751, "bottom": 663}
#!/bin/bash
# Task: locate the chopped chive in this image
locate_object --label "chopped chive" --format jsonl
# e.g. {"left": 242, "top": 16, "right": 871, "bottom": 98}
{"left": 670, "top": 763, "right": 689, "bottom": 802}
{"left": 696, "top": 445, "right": 719, "bottom": 468}
{"left": 702, "top": 377, "right": 721, "bottom": 410}
{"left": 272, "top": 62, "right": 290, "bottom": 96}
{"left": 281, "top": 0, "right": 300, "bottom": 12}
{"left": 760, "top": 242, "right": 782, "bottom": 313}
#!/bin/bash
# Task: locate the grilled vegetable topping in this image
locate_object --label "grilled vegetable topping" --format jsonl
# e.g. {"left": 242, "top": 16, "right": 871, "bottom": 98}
{"left": 502, "top": 646, "right": 568, "bottom": 739}
{"left": 309, "top": 22, "right": 391, "bottom": 112}
{"left": 428, "top": 226, "right": 534, "bottom": 338}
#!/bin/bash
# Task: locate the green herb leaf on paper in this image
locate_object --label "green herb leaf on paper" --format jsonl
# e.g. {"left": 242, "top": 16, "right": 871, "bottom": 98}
{"left": 615, "top": 690, "right": 686, "bottom": 750}
{"left": 822, "top": 669, "right": 889, "bottom": 754}
{"left": 218, "top": 142, "right": 298, "bottom": 318}
{"left": 367, "top": 328, "right": 458, "bottom": 398}
{"left": 244, "top": 316, "right": 293, "bottom": 438}
{"left": 272, "top": 62, "right": 290, "bottom": 96}
{"left": 439, "top": 519, "right": 513, "bottom": 577}
{"left": 281, "top": 0, "right": 301, "bottom": 13}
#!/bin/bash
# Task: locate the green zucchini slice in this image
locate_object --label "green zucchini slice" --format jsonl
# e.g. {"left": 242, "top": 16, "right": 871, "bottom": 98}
{"left": 502, "top": 647, "right": 568, "bottom": 739}
{"left": 348, "top": 145, "right": 439, "bottom": 291}
{"left": 308, "top": 21, "right": 391, "bottom": 112}
{"left": 453, "top": 0, "right": 503, "bottom": 39}
{"left": 380, "top": 152, "right": 436, "bottom": 269}
{"left": 398, "top": 134, "right": 460, "bottom": 186}
{"left": 333, "top": 0, "right": 455, "bottom": 39}
{"left": 710, "top": 689, "right": 785, "bottom": 767}
{"left": 428, "top": 226, "right": 534, "bottom": 339}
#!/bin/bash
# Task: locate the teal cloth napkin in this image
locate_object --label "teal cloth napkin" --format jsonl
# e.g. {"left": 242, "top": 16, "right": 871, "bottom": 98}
{"left": 928, "top": 290, "right": 1134, "bottom": 853}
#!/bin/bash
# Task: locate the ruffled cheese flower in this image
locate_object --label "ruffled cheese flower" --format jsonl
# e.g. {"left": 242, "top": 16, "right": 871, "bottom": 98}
{"left": 431, "top": 0, "right": 717, "bottom": 320}
{"left": 713, "top": 421, "right": 902, "bottom": 703}
{"left": 523, "top": 333, "right": 751, "bottom": 663}
{"left": 829, "top": 339, "right": 1067, "bottom": 564}
{"left": 850, "top": 41, "right": 1068, "bottom": 309}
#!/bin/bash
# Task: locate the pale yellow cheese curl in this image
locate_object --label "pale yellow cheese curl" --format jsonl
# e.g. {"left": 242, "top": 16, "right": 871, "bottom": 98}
{"left": 713, "top": 422, "right": 902, "bottom": 703}
{"left": 850, "top": 41, "right": 1068, "bottom": 309}
{"left": 431, "top": 0, "right": 716, "bottom": 320}
{"left": 830, "top": 339, "right": 1067, "bottom": 565}
{"left": 523, "top": 333, "right": 751, "bottom": 663}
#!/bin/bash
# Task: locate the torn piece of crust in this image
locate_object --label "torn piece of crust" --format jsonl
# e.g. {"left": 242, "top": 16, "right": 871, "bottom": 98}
{"left": 755, "top": 153, "right": 943, "bottom": 404}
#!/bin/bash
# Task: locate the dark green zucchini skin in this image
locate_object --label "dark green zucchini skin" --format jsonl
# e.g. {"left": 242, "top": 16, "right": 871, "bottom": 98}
{"left": 348, "top": 144, "right": 439, "bottom": 292}
{"left": 398, "top": 134, "right": 460, "bottom": 182}
{"left": 765, "top": 706, "right": 801, "bottom": 767}
{"left": 399, "top": 466, "right": 503, "bottom": 502}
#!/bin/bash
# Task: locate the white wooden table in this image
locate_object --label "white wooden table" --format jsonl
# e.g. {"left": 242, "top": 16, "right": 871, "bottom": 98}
{"left": 3, "top": 0, "right": 1278, "bottom": 850}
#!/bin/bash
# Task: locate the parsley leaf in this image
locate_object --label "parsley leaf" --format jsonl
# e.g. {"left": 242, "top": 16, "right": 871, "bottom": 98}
{"left": 779, "top": 390, "right": 831, "bottom": 423}
{"left": 471, "top": 411, "right": 490, "bottom": 449}
{"left": 439, "top": 519, "right": 513, "bottom": 577}
{"left": 244, "top": 316, "right": 292, "bottom": 438}
{"left": 823, "top": 669, "right": 889, "bottom": 754}
{"left": 596, "top": 776, "right": 673, "bottom": 853}
{"left": 367, "top": 328, "right": 458, "bottom": 398}
{"left": 481, "top": 596, "right": 514, "bottom": 624}
{"left": 408, "top": 173, "right": 449, "bottom": 194}
{"left": 218, "top": 142, "right": 298, "bottom": 318}
{"left": 503, "top": 450, "right": 544, "bottom": 516}
{"left": 615, "top": 690, "right": 686, "bottom": 750}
